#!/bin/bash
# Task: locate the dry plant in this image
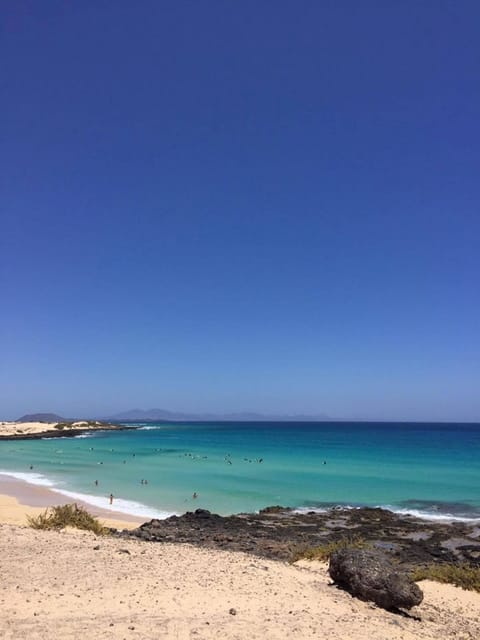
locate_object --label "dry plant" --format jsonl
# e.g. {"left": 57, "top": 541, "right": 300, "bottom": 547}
{"left": 412, "top": 563, "right": 480, "bottom": 593}
{"left": 290, "top": 535, "right": 368, "bottom": 563}
{"left": 27, "top": 503, "right": 107, "bottom": 535}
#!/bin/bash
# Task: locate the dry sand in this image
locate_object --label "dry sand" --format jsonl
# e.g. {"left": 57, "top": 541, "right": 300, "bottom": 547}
{"left": 0, "top": 518, "right": 479, "bottom": 638}
{"left": 0, "top": 421, "right": 109, "bottom": 438}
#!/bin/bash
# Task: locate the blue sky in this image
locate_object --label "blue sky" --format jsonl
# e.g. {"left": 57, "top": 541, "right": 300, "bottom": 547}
{"left": 2, "top": 1, "right": 479, "bottom": 421}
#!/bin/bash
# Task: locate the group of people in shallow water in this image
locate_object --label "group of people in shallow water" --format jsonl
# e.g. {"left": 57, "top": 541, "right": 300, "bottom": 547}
{"left": 95, "top": 478, "right": 149, "bottom": 505}
{"left": 40, "top": 446, "right": 271, "bottom": 509}
{"left": 106, "top": 486, "right": 198, "bottom": 503}
{"left": 107, "top": 489, "right": 199, "bottom": 505}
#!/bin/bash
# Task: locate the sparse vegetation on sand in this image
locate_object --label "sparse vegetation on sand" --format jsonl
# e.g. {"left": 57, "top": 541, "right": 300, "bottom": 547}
{"left": 290, "top": 535, "right": 368, "bottom": 563}
{"left": 53, "top": 421, "right": 105, "bottom": 430}
{"left": 412, "top": 563, "right": 480, "bottom": 593}
{"left": 27, "top": 504, "right": 107, "bottom": 535}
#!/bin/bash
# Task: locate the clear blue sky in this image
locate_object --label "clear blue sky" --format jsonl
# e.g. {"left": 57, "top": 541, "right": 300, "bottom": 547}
{"left": 2, "top": 1, "right": 479, "bottom": 421}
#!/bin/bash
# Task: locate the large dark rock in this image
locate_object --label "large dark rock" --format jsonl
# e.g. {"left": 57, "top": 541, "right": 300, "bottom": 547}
{"left": 329, "top": 548, "right": 423, "bottom": 611}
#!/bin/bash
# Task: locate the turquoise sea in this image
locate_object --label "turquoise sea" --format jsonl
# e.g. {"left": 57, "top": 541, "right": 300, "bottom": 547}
{"left": 1, "top": 422, "right": 479, "bottom": 522}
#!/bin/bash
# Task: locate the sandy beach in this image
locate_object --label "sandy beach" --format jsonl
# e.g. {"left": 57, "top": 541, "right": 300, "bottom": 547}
{"left": 0, "top": 421, "right": 126, "bottom": 440}
{"left": 0, "top": 483, "right": 479, "bottom": 639}
{"left": 0, "top": 421, "right": 93, "bottom": 437}
{"left": 0, "top": 475, "right": 142, "bottom": 530}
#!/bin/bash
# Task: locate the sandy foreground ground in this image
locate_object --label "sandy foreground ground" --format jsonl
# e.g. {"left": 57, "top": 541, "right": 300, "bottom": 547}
{"left": 0, "top": 514, "right": 479, "bottom": 638}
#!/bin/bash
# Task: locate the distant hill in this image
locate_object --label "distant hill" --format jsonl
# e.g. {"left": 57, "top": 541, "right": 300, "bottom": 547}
{"left": 105, "top": 408, "right": 331, "bottom": 422}
{"left": 15, "top": 408, "right": 332, "bottom": 424}
{"left": 16, "top": 412, "right": 68, "bottom": 423}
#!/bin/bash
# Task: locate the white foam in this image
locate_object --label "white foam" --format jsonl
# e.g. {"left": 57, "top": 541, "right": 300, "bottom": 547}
{"left": 0, "top": 470, "right": 56, "bottom": 487}
{"left": 293, "top": 503, "right": 480, "bottom": 523}
{"left": 0, "top": 470, "right": 175, "bottom": 520}
{"left": 293, "top": 504, "right": 359, "bottom": 515}
{"left": 138, "top": 425, "right": 163, "bottom": 431}
{"left": 292, "top": 506, "right": 330, "bottom": 514}
{"left": 50, "top": 488, "right": 175, "bottom": 520}
{"left": 386, "top": 506, "right": 480, "bottom": 524}
{"left": 118, "top": 423, "right": 152, "bottom": 428}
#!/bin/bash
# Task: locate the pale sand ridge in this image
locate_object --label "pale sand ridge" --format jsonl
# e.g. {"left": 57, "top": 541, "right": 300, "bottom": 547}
{"left": 0, "top": 421, "right": 111, "bottom": 438}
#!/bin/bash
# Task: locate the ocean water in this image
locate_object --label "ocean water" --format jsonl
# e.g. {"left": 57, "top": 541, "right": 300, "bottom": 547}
{"left": 1, "top": 422, "right": 479, "bottom": 522}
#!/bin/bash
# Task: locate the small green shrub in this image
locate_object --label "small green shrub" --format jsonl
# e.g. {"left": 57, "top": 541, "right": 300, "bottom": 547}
{"left": 412, "top": 563, "right": 480, "bottom": 593}
{"left": 27, "top": 503, "right": 107, "bottom": 535}
{"left": 291, "top": 535, "right": 368, "bottom": 563}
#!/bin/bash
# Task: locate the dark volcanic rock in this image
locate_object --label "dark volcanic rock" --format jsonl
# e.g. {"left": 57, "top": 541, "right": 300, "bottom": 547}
{"left": 329, "top": 548, "right": 423, "bottom": 611}
{"left": 120, "top": 507, "right": 480, "bottom": 569}
{"left": 259, "top": 505, "right": 291, "bottom": 514}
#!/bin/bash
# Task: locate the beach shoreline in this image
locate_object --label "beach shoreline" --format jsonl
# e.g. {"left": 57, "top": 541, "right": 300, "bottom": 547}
{"left": 2, "top": 469, "right": 480, "bottom": 569}
{"left": 1, "top": 456, "right": 479, "bottom": 638}
{"left": 0, "top": 475, "right": 142, "bottom": 529}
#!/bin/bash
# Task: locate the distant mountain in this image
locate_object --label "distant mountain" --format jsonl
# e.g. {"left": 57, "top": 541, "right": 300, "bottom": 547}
{"left": 16, "top": 412, "right": 68, "bottom": 423}
{"left": 105, "top": 408, "right": 331, "bottom": 422}
{"left": 14, "top": 408, "right": 332, "bottom": 423}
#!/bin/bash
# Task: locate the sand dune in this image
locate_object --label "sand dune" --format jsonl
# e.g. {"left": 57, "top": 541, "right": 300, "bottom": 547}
{"left": 0, "top": 421, "right": 110, "bottom": 438}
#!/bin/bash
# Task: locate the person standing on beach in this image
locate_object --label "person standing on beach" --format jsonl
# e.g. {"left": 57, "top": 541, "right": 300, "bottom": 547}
{"left": 109, "top": 493, "right": 114, "bottom": 505}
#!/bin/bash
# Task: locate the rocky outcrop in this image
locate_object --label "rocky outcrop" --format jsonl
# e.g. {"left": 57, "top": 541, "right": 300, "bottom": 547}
{"left": 119, "top": 507, "right": 480, "bottom": 568}
{"left": 329, "top": 548, "right": 423, "bottom": 610}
